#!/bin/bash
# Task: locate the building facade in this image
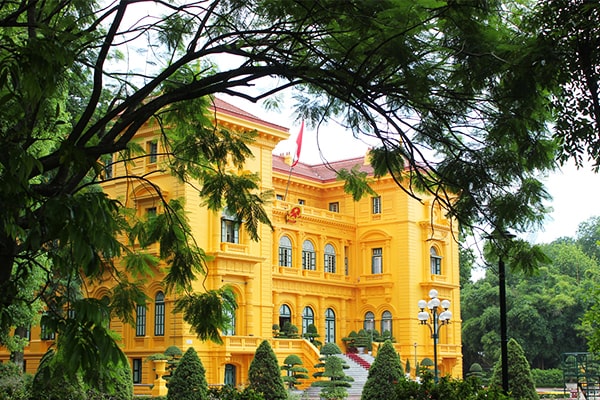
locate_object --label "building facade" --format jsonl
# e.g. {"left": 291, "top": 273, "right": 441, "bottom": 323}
{"left": 0, "top": 99, "right": 462, "bottom": 396}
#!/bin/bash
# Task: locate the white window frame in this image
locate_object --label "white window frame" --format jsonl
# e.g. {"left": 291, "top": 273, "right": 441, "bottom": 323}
{"left": 372, "top": 196, "right": 381, "bottom": 214}
{"left": 302, "top": 240, "right": 316, "bottom": 270}
{"left": 372, "top": 247, "right": 383, "bottom": 274}
{"left": 430, "top": 247, "right": 442, "bottom": 275}
{"left": 279, "top": 236, "right": 292, "bottom": 267}
{"left": 324, "top": 244, "right": 336, "bottom": 273}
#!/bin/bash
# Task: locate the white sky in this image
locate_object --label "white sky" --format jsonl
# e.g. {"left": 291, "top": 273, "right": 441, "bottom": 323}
{"left": 532, "top": 160, "right": 600, "bottom": 243}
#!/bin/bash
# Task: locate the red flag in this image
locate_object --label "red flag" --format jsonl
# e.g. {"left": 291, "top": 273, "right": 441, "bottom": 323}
{"left": 292, "top": 120, "right": 304, "bottom": 167}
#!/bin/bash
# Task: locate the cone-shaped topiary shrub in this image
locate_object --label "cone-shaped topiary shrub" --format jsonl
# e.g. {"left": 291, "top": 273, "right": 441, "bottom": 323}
{"left": 167, "top": 347, "right": 208, "bottom": 400}
{"left": 361, "top": 340, "right": 403, "bottom": 400}
{"left": 248, "top": 340, "right": 287, "bottom": 400}
{"left": 490, "top": 338, "right": 538, "bottom": 400}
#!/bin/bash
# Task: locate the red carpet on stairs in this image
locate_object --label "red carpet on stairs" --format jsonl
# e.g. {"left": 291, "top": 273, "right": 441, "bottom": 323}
{"left": 347, "top": 353, "right": 371, "bottom": 370}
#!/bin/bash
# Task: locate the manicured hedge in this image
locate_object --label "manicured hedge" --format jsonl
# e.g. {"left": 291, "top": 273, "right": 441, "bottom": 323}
{"left": 531, "top": 369, "right": 564, "bottom": 388}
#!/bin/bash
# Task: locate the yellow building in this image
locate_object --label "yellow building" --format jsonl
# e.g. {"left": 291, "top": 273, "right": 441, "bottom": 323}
{"left": 1, "top": 98, "right": 462, "bottom": 396}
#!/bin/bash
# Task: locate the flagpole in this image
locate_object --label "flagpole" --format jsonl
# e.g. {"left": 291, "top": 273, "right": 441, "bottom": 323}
{"left": 283, "top": 163, "right": 294, "bottom": 202}
{"left": 283, "top": 120, "right": 304, "bottom": 202}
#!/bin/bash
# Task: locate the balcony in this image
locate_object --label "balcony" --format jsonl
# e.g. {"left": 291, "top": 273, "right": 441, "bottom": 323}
{"left": 272, "top": 200, "right": 355, "bottom": 226}
{"left": 359, "top": 273, "right": 393, "bottom": 283}
{"left": 219, "top": 242, "right": 248, "bottom": 253}
{"left": 273, "top": 266, "right": 352, "bottom": 284}
{"left": 222, "top": 335, "right": 262, "bottom": 353}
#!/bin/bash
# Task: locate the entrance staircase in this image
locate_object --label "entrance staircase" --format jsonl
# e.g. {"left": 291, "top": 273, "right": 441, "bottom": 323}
{"left": 304, "top": 354, "right": 373, "bottom": 399}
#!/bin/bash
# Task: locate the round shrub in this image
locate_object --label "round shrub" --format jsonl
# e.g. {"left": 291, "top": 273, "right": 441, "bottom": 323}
{"left": 0, "top": 361, "right": 32, "bottom": 400}
{"left": 30, "top": 350, "right": 87, "bottom": 400}
{"left": 86, "top": 359, "right": 133, "bottom": 400}
{"left": 321, "top": 342, "right": 342, "bottom": 355}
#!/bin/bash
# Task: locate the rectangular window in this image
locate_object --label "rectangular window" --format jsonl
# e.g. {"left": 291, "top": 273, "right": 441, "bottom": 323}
{"left": 221, "top": 219, "right": 240, "bottom": 243}
{"left": 372, "top": 196, "right": 381, "bottom": 214}
{"left": 372, "top": 248, "right": 383, "bottom": 274}
{"left": 276, "top": 194, "right": 284, "bottom": 200}
{"left": 344, "top": 246, "right": 349, "bottom": 276}
{"left": 154, "top": 303, "right": 165, "bottom": 337}
{"left": 329, "top": 202, "right": 339, "bottom": 212}
{"left": 431, "top": 256, "right": 442, "bottom": 275}
{"left": 147, "top": 141, "right": 158, "bottom": 164}
{"left": 40, "top": 316, "right": 55, "bottom": 341}
{"left": 324, "top": 254, "right": 336, "bottom": 273}
{"left": 223, "top": 308, "right": 236, "bottom": 336}
{"left": 302, "top": 251, "right": 316, "bottom": 270}
{"left": 132, "top": 359, "right": 142, "bottom": 384}
{"left": 135, "top": 305, "right": 146, "bottom": 336}
{"left": 102, "top": 154, "right": 113, "bottom": 179}
{"left": 279, "top": 247, "right": 292, "bottom": 267}
{"left": 146, "top": 207, "right": 157, "bottom": 219}
{"left": 298, "top": 199, "right": 305, "bottom": 205}
{"left": 345, "top": 257, "right": 349, "bottom": 276}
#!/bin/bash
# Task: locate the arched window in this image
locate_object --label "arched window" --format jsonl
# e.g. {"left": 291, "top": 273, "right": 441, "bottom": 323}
{"left": 381, "top": 311, "right": 392, "bottom": 336}
{"left": 154, "top": 291, "right": 165, "bottom": 336}
{"left": 279, "top": 236, "right": 292, "bottom": 267}
{"left": 302, "top": 307, "right": 314, "bottom": 335}
{"left": 430, "top": 247, "right": 442, "bottom": 275}
{"left": 364, "top": 311, "right": 375, "bottom": 331}
{"left": 324, "top": 244, "right": 336, "bottom": 273}
{"left": 302, "top": 240, "right": 316, "bottom": 270}
{"left": 224, "top": 364, "right": 236, "bottom": 386}
{"left": 325, "top": 308, "right": 336, "bottom": 343}
{"left": 223, "top": 307, "right": 236, "bottom": 336}
{"left": 279, "top": 304, "right": 292, "bottom": 328}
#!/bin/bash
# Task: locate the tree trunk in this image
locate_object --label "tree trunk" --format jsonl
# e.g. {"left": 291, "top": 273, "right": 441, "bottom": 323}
{"left": 10, "top": 326, "right": 27, "bottom": 371}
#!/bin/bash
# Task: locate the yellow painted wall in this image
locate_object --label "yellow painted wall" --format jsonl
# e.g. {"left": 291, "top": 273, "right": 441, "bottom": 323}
{"left": 0, "top": 100, "right": 462, "bottom": 394}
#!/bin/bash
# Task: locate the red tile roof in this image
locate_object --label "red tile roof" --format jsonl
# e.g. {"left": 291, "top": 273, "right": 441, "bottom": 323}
{"left": 212, "top": 98, "right": 375, "bottom": 182}
{"left": 212, "top": 97, "right": 289, "bottom": 132}
{"left": 272, "top": 154, "right": 374, "bottom": 182}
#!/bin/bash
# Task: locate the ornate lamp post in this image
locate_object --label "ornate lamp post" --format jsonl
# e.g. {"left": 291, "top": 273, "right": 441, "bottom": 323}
{"left": 417, "top": 289, "right": 452, "bottom": 383}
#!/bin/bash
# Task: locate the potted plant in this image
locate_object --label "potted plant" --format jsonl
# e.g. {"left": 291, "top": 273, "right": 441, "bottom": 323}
{"left": 303, "top": 324, "right": 323, "bottom": 348}
{"left": 341, "top": 330, "right": 358, "bottom": 353}
{"left": 355, "top": 329, "right": 370, "bottom": 354}
{"left": 272, "top": 324, "right": 281, "bottom": 337}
